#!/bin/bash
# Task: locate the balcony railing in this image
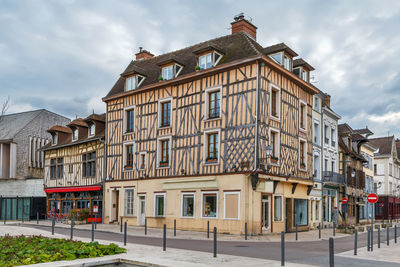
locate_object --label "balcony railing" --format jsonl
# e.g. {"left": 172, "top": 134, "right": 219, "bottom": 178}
{"left": 322, "top": 171, "right": 345, "bottom": 185}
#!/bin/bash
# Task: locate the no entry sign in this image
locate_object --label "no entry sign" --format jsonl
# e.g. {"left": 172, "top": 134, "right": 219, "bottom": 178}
{"left": 342, "top": 197, "right": 348, "bottom": 204}
{"left": 367, "top": 193, "right": 378, "bottom": 204}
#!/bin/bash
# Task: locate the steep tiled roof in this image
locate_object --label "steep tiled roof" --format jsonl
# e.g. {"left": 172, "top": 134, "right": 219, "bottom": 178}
{"left": 293, "top": 58, "right": 315, "bottom": 71}
{"left": 263, "top": 42, "right": 298, "bottom": 57}
{"left": 369, "top": 136, "right": 394, "bottom": 156}
{"left": 47, "top": 125, "right": 72, "bottom": 134}
{"left": 67, "top": 118, "right": 88, "bottom": 128}
{"left": 395, "top": 140, "right": 400, "bottom": 159}
{"left": 85, "top": 113, "right": 105, "bottom": 123}
{"left": 106, "top": 32, "right": 267, "bottom": 99}
{"left": 0, "top": 110, "right": 43, "bottom": 141}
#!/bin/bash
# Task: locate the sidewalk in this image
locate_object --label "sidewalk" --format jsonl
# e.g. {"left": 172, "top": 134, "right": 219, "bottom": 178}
{"left": 18, "top": 220, "right": 350, "bottom": 242}
{"left": 0, "top": 225, "right": 314, "bottom": 267}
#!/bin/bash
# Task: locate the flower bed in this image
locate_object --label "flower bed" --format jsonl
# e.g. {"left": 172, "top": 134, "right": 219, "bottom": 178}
{"left": 0, "top": 235, "right": 126, "bottom": 266}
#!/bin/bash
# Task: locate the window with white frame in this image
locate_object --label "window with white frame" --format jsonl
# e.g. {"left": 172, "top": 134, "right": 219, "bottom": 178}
{"left": 270, "top": 84, "right": 280, "bottom": 119}
{"left": 89, "top": 123, "right": 95, "bottom": 136}
{"left": 204, "top": 129, "right": 220, "bottom": 163}
{"left": 331, "top": 128, "right": 336, "bottom": 147}
{"left": 202, "top": 192, "right": 218, "bottom": 218}
{"left": 314, "top": 121, "right": 320, "bottom": 144}
{"left": 205, "top": 87, "right": 221, "bottom": 119}
{"left": 124, "top": 107, "right": 135, "bottom": 133}
{"left": 162, "top": 65, "right": 174, "bottom": 80}
{"left": 299, "top": 139, "right": 307, "bottom": 169}
{"left": 157, "top": 137, "right": 171, "bottom": 168}
{"left": 52, "top": 133, "right": 57, "bottom": 145}
{"left": 314, "top": 95, "right": 319, "bottom": 110}
{"left": 198, "top": 51, "right": 222, "bottom": 70}
{"left": 314, "top": 153, "right": 320, "bottom": 178}
{"left": 138, "top": 152, "right": 146, "bottom": 170}
{"left": 182, "top": 193, "right": 195, "bottom": 218}
{"left": 125, "top": 75, "right": 145, "bottom": 91}
{"left": 72, "top": 128, "right": 78, "bottom": 141}
{"left": 123, "top": 142, "right": 134, "bottom": 171}
{"left": 224, "top": 191, "right": 240, "bottom": 220}
{"left": 125, "top": 189, "right": 134, "bottom": 216}
{"left": 301, "top": 70, "right": 309, "bottom": 82}
{"left": 299, "top": 100, "right": 307, "bottom": 131}
{"left": 274, "top": 195, "right": 282, "bottom": 221}
{"left": 154, "top": 193, "right": 166, "bottom": 217}
{"left": 324, "top": 125, "right": 329, "bottom": 144}
{"left": 158, "top": 98, "right": 172, "bottom": 127}
{"left": 284, "top": 55, "right": 291, "bottom": 71}
{"left": 269, "top": 52, "right": 283, "bottom": 65}
{"left": 269, "top": 128, "right": 280, "bottom": 163}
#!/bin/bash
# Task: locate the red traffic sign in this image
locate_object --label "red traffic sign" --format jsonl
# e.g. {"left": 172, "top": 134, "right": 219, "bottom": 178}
{"left": 342, "top": 197, "right": 348, "bottom": 204}
{"left": 367, "top": 193, "right": 378, "bottom": 204}
{"left": 93, "top": 205, "right": 99, "bottom": 213}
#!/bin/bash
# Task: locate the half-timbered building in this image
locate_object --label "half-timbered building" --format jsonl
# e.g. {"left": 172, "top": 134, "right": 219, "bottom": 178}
{"left": 103, "top": 15, "right": 318, "bottom": 234}
{"left": 43, "top": 114, "right": 105, "bottom": 221}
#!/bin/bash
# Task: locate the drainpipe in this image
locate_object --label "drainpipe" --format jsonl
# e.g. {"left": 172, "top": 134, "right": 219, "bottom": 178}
{"left": 254, "top": 61, "right": 260, "bottom": 172}
{"left": 321, "top": 107, "right": 325, "bottom": 224}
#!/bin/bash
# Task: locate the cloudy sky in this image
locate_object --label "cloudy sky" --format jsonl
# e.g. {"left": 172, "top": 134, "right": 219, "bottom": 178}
{"left": 1, "top": 0, "right": 399, "bottom": 137}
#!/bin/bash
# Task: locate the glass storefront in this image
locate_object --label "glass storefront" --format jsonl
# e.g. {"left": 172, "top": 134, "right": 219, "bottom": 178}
{"left": 294, "top": 199, "right": 308, "bottom": 226}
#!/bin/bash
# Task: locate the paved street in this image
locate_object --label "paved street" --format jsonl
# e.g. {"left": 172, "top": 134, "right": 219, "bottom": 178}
{"left": 8, "top": 221, "right": 400, "bottom": 266}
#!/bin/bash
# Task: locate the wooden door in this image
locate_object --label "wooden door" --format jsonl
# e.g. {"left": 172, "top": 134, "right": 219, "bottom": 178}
{"left": 286, "top": 198, "right": 293, "bottom": 232}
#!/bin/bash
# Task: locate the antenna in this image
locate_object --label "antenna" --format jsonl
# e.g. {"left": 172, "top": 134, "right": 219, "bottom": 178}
{"left": 234, "top": 12, "right": 244, "bottom": 21}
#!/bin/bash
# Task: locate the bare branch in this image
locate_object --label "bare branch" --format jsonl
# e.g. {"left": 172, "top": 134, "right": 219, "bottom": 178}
{"left": 0, "top": 96, "right": 10, "bottom": 123}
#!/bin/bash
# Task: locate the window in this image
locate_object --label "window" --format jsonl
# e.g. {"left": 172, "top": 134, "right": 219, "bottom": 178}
{"left": 205, "top": 131, "right": 219, "bottom": 163}
{"left": 331, "top": 161, "right": 335, "bottom": 172}
{"left": 202, "top": 192, "right": 217, "bottom": 218}
{"left": 314, "top": 154, "right": 320, "bottom": 178}
{"left": 125, "top": 189, "right": 134, "bottom": 216}
{"left": 270, "top": 85, "right": 280, "bottom": 119}
{"left": 299, "top": 139, "right": 306, "bottom": 169}
{"left": 125, "top": 75, "right": 145, "bottom": 91}
{"left": 331, "top": 128, "right": 336, "bottom": 147}
{"left": 315, "top": 200, "right": 320, "bottom": 220}
{"left": 324, "top": 125, "right": 329, "bottom": 144}
{"left": 124, "top": 143, "right": 134, "bottom": 171}
{"left": 89, "top": 123, "right": 95, "bottom": 136}
{"left": 72, "top": 128, "right": 78, "bottom": 141}
{"left": 302, "top": 70, "right": 309, "bottom": 82}
{"left": 50, "top": 159, "right": 56, "bottom": 179}
{"left": 314, "top": 96, "right": 319, "bottom": 110}
{"left": 158, "top": 137, "right": 171, "bottom": 168}
{"left": 162, "top": 65, "right": 174, "bottom": 80}
{"left": 294, "top": 199, "right": 308, "bottom": 226}
{"left": 325, "top": 159, "right": 328, "bottom": 172}
{"left": 283, "top": 55, "right": 291, "bottom": 71}
{"left": 56, "top": 158, "right": 63, "bottom": 178}
{"left": 390, "top": 163, "right": 393, "bottom": 176}
{"left": 154, "top": 193, "right": 166, "bottom": 217}
{"left": 82, "top": 152, "right": 96, "bottom": 177}
{"left": 274, "top": 196, "right": 282, "bottom": 221}
{"left": 138, "top": 152, "right": 146, "bottom": 170}
{"left": 199, "top": 53, "right": 212, "bottom": 70}
{"left": 269, "top": 52, "right": 282, "bottom": 65}
{"left": 314, "top": 121, "right": 320, "bottom": 144}
{"left": 52, "top": 134, "right": 57, "bottom": 145}
{"left": 125, "top": 108, "right": 135, "bottom": 133}
{"left": 270, "top": 129, "right": 280, "bottom": 163}
{"left": 182, "top": 193, "right": 194, "bottom": 218}
{"left": 158, "top": 99, "right": 172, "bottom": 127}
{"left": 224, "top": 192, "right": 240, "bottom": 220}
{"left": 299, "top": 100, "right": 307, "bottom": 130}
{"left": 76, "top": 200, "right": 89, "bottom": 209}
{"left": 205, "top": 87, "right": 221, "bottom": 119}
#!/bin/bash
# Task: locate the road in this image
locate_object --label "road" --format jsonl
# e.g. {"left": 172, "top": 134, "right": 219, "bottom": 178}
{"left": 19, "top": 224, "right": 400, "bottom": 267}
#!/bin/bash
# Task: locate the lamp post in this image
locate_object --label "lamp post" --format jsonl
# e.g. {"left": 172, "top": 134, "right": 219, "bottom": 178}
{"left": 265, "top": 145, "right": 273, "bottom": 160}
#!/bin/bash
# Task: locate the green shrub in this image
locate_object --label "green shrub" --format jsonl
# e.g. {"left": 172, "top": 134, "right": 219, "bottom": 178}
{"left": 68, "top": 208, "right": 90, "bottom": 221}
{"left": 0, "top": 235, "right": 126, "bottom": 266}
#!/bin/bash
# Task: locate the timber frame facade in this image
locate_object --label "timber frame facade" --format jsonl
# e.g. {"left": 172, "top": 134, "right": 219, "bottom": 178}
{"left": 103, "top": 15, "right": 318, "bottom": 234}
{"left": 43, "top": 114, "right": 105, "bottom": 221}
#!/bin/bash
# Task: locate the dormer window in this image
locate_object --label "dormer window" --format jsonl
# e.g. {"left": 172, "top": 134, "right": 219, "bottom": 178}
{"left": 198, "top": 51, "right": 223, "bottom": 70}
{"left": 125, "top": 75, "right": 145, "bottom": 91}
{"left": 283, "top": 55, "right": 291, "bottom": 71}
{"left": 302, "top": 70, "right": 309, "bottom": 82}
{"left": 72, "top": 128, "right": 78, "bottom": 141}
{"left": 89, "top": 123, "right": 95, "bottom": 136}
{"left": 270, "top": 52, "right": 283, "bottom": 65}
{"left": 52, "top": 134, "right": 57, "bottom": 145}
{"left": 161, "top": 64, "right": 183, "bottom": 80}
{"left": 293, "top": 67, "right": 309, "bottom": 82}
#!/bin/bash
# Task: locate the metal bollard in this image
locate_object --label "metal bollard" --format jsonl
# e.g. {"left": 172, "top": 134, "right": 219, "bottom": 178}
{"left": 319, "top": 223, "right": 321, "bottom": 239}
{"left": 281, "top": 231, "right": 285, "bottom": 266}
{"left": 213, "top": 227, "right": 217, "bottom": 258}
{"left": 145, "top": 218, "right": 147, "bottom": 235}
{"left": 387, "top": 226, "right": 390, "bottom": 246}
{"left": 174, "top": 219, "right": 176, "bottom": 237}
{"left": 329, "top": 237, "right": 334, "bottom": 267}
{"left": 124, "top": 221, "right": 127, "bottom": 246}
{"left": 91, "top": 219, "right": 95, "bottom": 242}
{"left": 3, "top": 199, "right": 6, "bottom": 224}
{"left": 296, "top": 225, "right": 298, "bottom": 241}
{"left": 245, "top": 222, "right": 248, "bottom": 240}
{"left": 51, "top": 217, "right": 55, "bottom": 235}
{"left": 367, "top": 229, "right": 371, "bottom": 251}
{"left": 378, "top": 227, "right": 381, "bottom": 248}
{"left": 354, "top": 229, "right": 358, "bottom": 255}
{"left": 94, "top": 215, "right": 97, "bottom": 230}
{"left": 70, "top": 218, "right": 74, "bottom": 240}
{"left": 21, "top": 202, "right": 24, "bottom": 223}
{"left": 36, "top": 212, "right": 39, "bottom": 224}
{"left": 395, "top": 225, "right": 397, "bottom": 243}
{"left": 333, "top": 222, "right": 336, "bottom": 237}
{"left": 163, "top": 224, "right": 166, "bottom": 251}
{"left": 120, "top": 216, "right": 123, "bottom": 233}
{"left": 207, "top": 221, "right": 210, "bottom": 239}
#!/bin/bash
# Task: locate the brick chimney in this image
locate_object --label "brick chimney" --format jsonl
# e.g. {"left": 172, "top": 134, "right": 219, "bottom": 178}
{"left": 135, "top": 47, "right": 154, "bottom": 60}
{"left": 323, "top": 94, "right": 331, "bottom": 108}
{"left": 231, "top": 13, "right": 257, "bottom": 40}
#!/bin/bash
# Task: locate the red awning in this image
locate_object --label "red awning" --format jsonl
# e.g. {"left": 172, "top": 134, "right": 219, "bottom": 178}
{"left": 45, "top": 185, "right": 101, "bottom": 193}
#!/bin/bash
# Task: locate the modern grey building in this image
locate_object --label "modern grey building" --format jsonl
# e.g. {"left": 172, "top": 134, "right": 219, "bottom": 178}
{"left": 0, "top": 109, "right": 70, "bottom": 220}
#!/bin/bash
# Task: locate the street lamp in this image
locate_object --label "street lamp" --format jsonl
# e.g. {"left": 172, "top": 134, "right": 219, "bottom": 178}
{"left": 265, "top": 145, "right": 273, "bottom": 159}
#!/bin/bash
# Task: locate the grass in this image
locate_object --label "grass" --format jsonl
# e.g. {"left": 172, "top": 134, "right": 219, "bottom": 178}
{"left": 0, "top": 235, "right": 126, "bottom": 266}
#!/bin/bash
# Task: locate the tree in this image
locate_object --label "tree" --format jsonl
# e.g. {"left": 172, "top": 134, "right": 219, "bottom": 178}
{"left": 0, "top": 96, "right": 10, "bottom": 123}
